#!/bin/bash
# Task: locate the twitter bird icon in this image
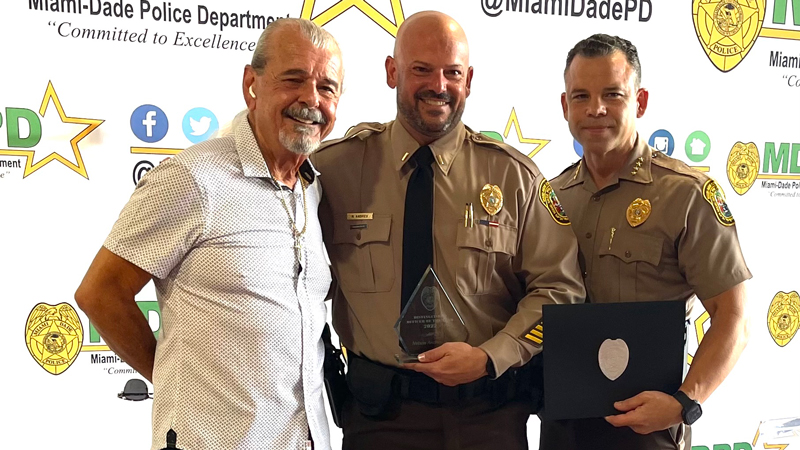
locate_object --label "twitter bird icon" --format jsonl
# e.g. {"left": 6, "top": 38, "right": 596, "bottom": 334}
{"left": 182, "top": 107, "right": 219, "bottom": 144}
{"left": 190, "top": 116, "right": 212, "bottom": 136}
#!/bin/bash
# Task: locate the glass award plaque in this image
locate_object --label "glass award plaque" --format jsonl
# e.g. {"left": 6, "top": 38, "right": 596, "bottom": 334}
{"left": 394, "top": 266, "right": 469, "bottom": 363}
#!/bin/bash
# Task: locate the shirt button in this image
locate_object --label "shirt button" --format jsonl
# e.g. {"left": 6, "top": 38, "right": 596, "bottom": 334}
{"left": 585, "top": 232, "right": 592, "bottom": 239}
{"left": 625, "top": 250, "right": 632, "bottom": 258}
{"left": 485, "top": 239, "right": 493, "bottom": 247}
{"left": 356, "top": 232, "right": 362, "bottom": 240}
{"left": 593, "top": 196, "right": 601, "bottom": 202}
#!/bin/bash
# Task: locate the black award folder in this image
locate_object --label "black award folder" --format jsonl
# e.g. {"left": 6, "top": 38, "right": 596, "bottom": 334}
{"left": 542, "top": 300, "right": 686, "bottom": 421}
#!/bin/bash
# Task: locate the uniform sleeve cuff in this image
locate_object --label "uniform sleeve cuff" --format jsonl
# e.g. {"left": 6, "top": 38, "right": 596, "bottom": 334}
{"left": 479, "top": 332, "right": 539, "bottom": 378}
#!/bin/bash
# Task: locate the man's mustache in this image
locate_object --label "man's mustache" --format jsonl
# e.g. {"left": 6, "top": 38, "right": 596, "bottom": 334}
{"left": 416, "top": 91, "right": 452, "bottom": 103}
{"left": 284, "top": 105, "right": 327, "bottom": 125}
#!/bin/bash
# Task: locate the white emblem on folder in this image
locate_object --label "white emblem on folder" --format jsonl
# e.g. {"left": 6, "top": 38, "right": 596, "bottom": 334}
{"left": 598, "top": 339, "right": 629, "bottom": 381}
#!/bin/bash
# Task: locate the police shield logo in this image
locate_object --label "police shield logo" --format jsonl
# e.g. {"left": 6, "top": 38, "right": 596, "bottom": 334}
{"left": 421, "top": 286, "right": 438, "bottom": 312}
{"left": 538, "top": 179, "right": 570, "bottom": 225}
{"left": 727, "top": 142, "right": 760, "bottom": 195}
{"left": 25, "top": 303, "right": 84, "bottom": 375}
{"left": 768, "top": 291, "right": 800, "bottom": 347}
{"left": 692, "top": 0, "right": 765, "bottom": 72}
{"left": 702, "top": 179, "right": 735, "bottom": 226}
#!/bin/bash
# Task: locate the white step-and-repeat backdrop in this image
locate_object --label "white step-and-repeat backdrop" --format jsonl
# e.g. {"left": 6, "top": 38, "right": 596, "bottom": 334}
{"left": 1, "top": 1, "right": 798, "bottom": 449}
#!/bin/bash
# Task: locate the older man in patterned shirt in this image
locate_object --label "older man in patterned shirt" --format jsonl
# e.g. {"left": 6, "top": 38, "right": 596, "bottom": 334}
{"left": 75, "top": 18, "right": 344, "bottom": 450}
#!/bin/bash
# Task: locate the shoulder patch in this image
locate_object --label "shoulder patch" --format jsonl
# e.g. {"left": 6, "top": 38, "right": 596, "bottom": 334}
{"left": 702, "top": 179, "right": 735, "bottom": 226}
{"left": 538, "top": 179, "right": 571, "bottom": 225}
{"left": 521, "top": 320, "right": 544, "bottom": 347}
{"left": 316, "top": 122, "right": 386, "bottom": 153}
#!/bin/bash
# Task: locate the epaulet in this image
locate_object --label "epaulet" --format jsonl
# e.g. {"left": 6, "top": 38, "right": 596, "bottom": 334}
{"left": 316, "top": 122, "right": 387, "bottom": 153}
{"left": 465, "top": 126, "right": 540, "bottom": 176}
{"left": 556, "top": 160, "right": 580, "bottom": 178}
{"left": 650, "top": 150, "right": 707, "bottom": 184}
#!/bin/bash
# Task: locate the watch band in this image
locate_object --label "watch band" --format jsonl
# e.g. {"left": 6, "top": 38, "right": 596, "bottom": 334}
{"left": 673, "top": 390, "right": 702, "bottom": 425}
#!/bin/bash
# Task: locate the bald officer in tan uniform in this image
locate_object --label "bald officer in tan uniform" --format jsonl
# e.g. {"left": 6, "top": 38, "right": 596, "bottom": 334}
{"left": 312, "top": 11, "right": 585, "bottom": 450}
{"left": 541, "top": 34, "right": 751, "bottom": 450}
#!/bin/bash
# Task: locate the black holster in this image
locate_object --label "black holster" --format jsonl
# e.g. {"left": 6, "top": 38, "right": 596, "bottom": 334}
{"left": 322, "top": 324, "right": 349, "bottom": 427}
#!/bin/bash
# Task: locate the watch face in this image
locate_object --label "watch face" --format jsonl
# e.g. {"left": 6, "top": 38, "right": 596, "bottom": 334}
{"left": 684, "top": 403, "right": 702, "bottom": 425}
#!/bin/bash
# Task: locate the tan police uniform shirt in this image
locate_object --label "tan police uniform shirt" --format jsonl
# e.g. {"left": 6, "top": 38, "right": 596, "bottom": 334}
{"left": 312, "top": 119, "right": 586, "bottom": 377}
{"left": 551, "top": 136, "right": 752, "bottom": 316}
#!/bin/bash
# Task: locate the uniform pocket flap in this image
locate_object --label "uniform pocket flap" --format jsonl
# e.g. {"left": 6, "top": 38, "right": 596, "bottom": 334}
{"left": 599, "top": 230, "right": 663, "bottom": 267}
{"left": 456, "top": 223, "right": 517, "bottom": 255}
{"left": 333, "top": 215, "right": 391, "bottom": 246}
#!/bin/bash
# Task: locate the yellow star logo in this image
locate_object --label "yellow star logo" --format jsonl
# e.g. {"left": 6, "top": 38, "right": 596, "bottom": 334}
{"left": 300, "top": 0, "right": 405, "bottom": 37}
{"left": 502, "top": 108, "right": 550, "bottom": 159}
{"left": 0, "top": 81, "right": 103, "bottom": 179}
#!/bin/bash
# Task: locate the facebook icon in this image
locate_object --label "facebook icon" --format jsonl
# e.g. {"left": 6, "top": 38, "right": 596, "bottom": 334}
{"left": 130, "top": 105, "right": 168, "bottom": 143}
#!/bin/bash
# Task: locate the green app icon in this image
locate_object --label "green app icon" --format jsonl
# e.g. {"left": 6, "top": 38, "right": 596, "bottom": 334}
{"left": 685, "top": 131, "right": 711, "bottom": 163}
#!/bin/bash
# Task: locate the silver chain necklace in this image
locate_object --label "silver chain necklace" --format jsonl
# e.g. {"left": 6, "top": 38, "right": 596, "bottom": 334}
{"left": 267, "top": 165, "right": 308, "bottom": 263}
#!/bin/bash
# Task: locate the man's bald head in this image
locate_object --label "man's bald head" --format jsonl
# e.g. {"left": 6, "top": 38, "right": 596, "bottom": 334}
{"left": 394, "top": 11, "right": 469, "bottom": 64}
{"left": 386, "top": 11, "right": 473, "bottom": 145}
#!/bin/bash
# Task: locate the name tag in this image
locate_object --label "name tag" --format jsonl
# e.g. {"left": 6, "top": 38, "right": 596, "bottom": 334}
{"left": 347, "top": 213, "right": 373, "bottom": 220}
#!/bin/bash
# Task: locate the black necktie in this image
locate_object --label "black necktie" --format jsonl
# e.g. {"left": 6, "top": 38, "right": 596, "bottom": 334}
{"left": 401, "top": 146, "right": 435, "bottom": 311}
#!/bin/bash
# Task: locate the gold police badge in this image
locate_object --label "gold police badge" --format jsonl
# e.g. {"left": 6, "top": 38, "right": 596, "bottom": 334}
{"left": 768, "top": 291, "right": 800, "bottom": 347}
{"left": 538, "top": 179, "right": 570, "bottom": 226}
{"left": 727, "top": 142, "right": 760, "bottom": 195}
{"left": 702, "top": 179, "right": 735, "bottom": 226}
{"left": 480, "top": 184, "right": 503, "bottom": 216}
{"left": 25, "top": 303, "right": 84, "bottom": 375}
{"left": 626, "top": 198, "right": 651, "bottom": 228}
{"left": 692, "top": 0, "right": 765, "bottom": 72}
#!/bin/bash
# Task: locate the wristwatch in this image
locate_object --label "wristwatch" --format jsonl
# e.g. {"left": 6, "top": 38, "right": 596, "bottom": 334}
{"left": 672, "top": 390, "right": 702, "bottom": 425}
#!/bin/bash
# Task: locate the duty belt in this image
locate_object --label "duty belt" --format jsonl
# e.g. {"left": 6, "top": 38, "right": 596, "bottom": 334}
{"left": 347, "top": 353, "right": 530, "bottom": 406}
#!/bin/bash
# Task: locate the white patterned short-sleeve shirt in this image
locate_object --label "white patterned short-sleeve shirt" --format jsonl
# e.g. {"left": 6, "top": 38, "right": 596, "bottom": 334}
{"left": 104, "top": 119, "right": 331, "bottom": 450}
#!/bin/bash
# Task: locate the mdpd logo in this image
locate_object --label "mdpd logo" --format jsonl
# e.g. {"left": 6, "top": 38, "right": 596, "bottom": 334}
{"left": 25, "top": 302, "right": 84, "bottom": 375}
{"left": 692, "top": 0, "right": 765, "bottom": 72}
{"left": 0, "top": 81, "right": 103, "bottom": 179}
{"left": 726, "top": 140, "right": 800, "bottom": 195}
{"left": 768, "top": 291, "right": 799, "bottom": 347}
{"left": 727, "top": 141, "right": 759, "bottom": 194}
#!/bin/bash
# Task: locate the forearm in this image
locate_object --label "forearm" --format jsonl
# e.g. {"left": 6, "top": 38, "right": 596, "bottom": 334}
{"left": 680, "top": 297, "right": 749, "bottom": 403}
{"left": 86, "top": 298, "right": 157, "bottom": 382}
{"left": 76, "top": 247, "right": 157, "bottom": 381}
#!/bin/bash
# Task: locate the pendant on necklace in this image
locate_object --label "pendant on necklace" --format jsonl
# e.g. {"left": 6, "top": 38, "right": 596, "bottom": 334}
{"left": 294, "top": 238, "right": 303, "bottom": 262}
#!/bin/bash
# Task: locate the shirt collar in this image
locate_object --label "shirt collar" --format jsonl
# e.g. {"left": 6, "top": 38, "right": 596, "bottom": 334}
{"left": 560, "top": 134, "right": 652, "bottom": 190}
{"left": 234, "top": 116, "right": 318, "bottom": 184}
{"left": 390, "top": 117, "right": 466, "bottom": 176}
